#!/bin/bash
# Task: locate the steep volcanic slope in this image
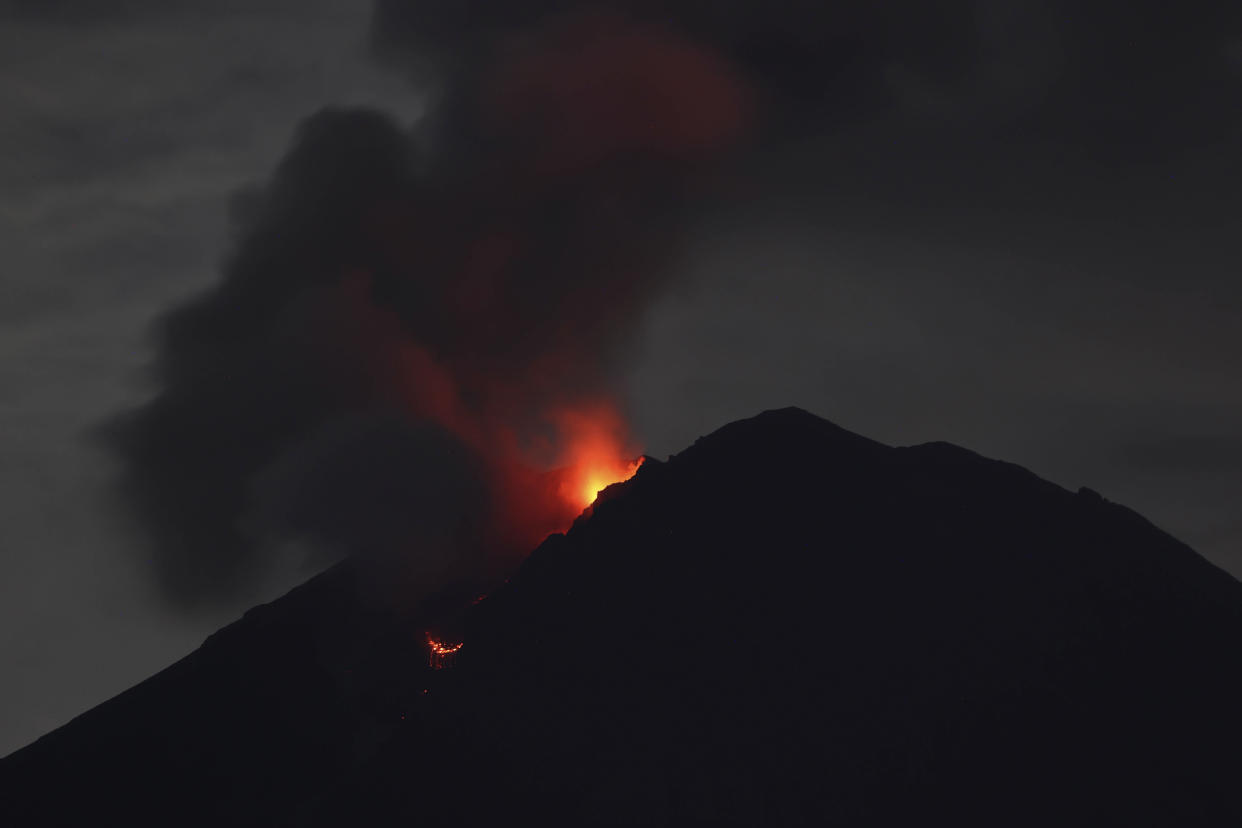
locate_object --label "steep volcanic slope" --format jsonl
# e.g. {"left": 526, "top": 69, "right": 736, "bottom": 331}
{"left": 5, "top": 408, "right": 1242, "bottom": 826}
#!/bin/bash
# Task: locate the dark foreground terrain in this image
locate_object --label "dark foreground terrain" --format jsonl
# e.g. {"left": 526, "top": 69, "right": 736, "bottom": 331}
{"left": 4, "top": 408, "right": 1242, "bottom": 825}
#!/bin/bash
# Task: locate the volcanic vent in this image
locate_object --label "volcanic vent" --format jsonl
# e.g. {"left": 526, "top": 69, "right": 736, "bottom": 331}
{"left": 6, "top": 408, "right": 1242, "bottom": 826}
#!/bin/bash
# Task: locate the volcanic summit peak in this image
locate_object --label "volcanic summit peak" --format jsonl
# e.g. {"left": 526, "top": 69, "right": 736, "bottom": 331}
{"left": 7, "top": 406, "right": 1242, "bottom": 827}
{"left": 680, "top": 405, "right": 891, "bottom": 460}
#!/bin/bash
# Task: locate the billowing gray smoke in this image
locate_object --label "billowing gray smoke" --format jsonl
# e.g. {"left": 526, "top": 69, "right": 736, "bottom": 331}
{"left": 105, "top": 6, "right": 759, "bottom": 606}
{"left": 107, "top": 0, "right": 1240, "bottom": 607}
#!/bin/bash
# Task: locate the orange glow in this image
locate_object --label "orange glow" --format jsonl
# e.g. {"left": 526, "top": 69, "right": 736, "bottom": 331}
{"left": 428, "top": 637, "right": 463, "bottom": 656}
{"left": 378, "top": 330, "right": 647, "bottom": 551}
{"left": 427, "top": 633, "right": 463, "bottom": 669}
{"left": 553, "top": 403, "right": 644, "bottom": 512}
{"left": 571, "top": 456, "right": 643, "bottom": 511}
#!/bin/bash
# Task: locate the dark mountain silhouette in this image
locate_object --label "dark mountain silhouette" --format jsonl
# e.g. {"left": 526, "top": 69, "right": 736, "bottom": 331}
{"left": 5, "top": 408, "right": 1242, "bottom": 825}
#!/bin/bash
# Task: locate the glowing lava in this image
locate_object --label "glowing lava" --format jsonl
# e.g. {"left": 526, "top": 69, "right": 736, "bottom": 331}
{"left": 553, "top": 403, "right": 644, "bottom": 512}
{"left": 567, "top": 456, "right": 644, "bottom": 511}
{"left": 427, "top": 633, "right": 464, "bottom": 669}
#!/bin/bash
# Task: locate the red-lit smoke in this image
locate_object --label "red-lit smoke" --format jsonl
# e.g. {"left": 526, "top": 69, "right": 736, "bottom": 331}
{"left": 109, "top": 10, "right": 753, "bottom": 603}
{"left": 341, "top": 267, "right": 648, "bottom": 553}
{"left": 333, "top": 13, "right": 752, "bottom": 558}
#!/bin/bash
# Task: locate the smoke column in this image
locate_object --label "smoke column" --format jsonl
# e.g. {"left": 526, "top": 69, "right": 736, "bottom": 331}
{"left": 106, "top": 8, "right": 753, "bottom": 605}
{"left": 113, "top": 0, "right": 1214, "bottom": 604}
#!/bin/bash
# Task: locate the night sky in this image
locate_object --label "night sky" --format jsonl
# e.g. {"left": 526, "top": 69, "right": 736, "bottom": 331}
{"left": 3, "top": 0, "right": 1240, "bottom": 756}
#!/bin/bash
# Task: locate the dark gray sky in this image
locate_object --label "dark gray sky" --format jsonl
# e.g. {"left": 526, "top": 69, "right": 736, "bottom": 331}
{"left": 3, "top": 0, "right": 1241, "bottom": 756}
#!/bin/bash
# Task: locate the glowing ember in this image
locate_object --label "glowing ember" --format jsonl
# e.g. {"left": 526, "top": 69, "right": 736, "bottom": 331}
{"left": 427, "top": 633, "right": 463, "bottom": 670}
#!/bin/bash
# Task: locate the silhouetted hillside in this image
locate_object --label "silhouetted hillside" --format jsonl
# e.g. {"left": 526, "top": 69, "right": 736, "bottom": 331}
{"left": 5, "top": 408, "right": 1242, "bottom": 825}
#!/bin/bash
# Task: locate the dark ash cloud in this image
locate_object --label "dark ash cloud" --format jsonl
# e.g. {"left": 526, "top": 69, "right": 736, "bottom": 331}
{"left": 104, "top": 0, "right": 1242, "bottom": 607}
{"left": 105, "top": 12, "right": 752, "bottom": 606}
{"left": 370, "top": 0, "right": 983, "bottom": 132}
{"left": 371, "top": 0, "right": 1242, "bottom": 154}
{"left": 104, "top": 109, "right": 425, "bottom": 604}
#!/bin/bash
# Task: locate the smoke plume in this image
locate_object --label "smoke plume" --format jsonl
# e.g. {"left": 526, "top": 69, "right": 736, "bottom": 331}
{"left": 113, "top": 0, "right": 1236, "bottom": 606}
{"left": 107, "top": 8, "right": 755, "bottom": 605}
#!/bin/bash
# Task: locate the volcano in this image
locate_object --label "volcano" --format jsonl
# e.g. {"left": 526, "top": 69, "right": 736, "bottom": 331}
{"left": 4, "top": 408, "right": 1242, "bottom": 825}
